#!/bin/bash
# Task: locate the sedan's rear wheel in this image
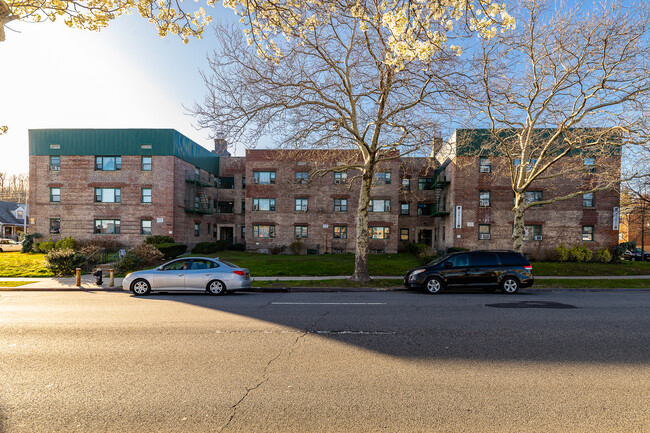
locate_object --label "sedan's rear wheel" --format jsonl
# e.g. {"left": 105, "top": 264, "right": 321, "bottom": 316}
{"left": 207, "top": 280, "right": 226, "bottom": 295}
{"left": 500, "top": 277, "right": 520, "bottom": 294}
{"left": 424, "top": 277, "right": 443, "bottom": 294}
{"left": 132, "top": 279, "right": 151, "bottom": 296}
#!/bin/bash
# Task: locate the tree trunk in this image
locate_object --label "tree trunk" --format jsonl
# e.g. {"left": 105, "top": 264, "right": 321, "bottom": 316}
{"left": 351, "top": 163, "right": 374, "bottom": 282}
{"left": 512, "top": 192, "right": 526, "bottom": 253}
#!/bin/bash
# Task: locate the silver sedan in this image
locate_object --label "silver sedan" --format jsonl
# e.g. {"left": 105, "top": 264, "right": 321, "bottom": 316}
{"left": 123, "top": 257, "right": 252, "bottom": 296}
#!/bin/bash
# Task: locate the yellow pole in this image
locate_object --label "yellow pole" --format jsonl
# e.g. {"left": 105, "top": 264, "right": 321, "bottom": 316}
{"left": 109, "top": 269, "right": 114, "bottom": 287}
{"left": 75, "top": 268, "right": 81, "bottom": 287}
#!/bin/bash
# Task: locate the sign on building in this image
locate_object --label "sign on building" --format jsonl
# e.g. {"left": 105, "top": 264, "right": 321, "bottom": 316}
{"left": 454, "top": 206, "right": 462, "bottom": 229}
{"left": 613, "top": 207, "right": 620, "bottom": 231}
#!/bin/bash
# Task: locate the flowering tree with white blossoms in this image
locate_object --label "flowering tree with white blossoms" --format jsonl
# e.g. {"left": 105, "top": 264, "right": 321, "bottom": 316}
{"left": 193, "top": 0, "right": 514, "bottom": 281}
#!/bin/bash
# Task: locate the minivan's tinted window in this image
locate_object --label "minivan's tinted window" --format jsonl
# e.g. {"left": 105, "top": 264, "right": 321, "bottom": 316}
{"left": 445, "top": 253, "right": 469, "bottom": 268}
{"left": 498, "top": 253, "right": 527, "bottom": 266}
{"left": 470, "top": 252, "right": 499, "bottom": 267}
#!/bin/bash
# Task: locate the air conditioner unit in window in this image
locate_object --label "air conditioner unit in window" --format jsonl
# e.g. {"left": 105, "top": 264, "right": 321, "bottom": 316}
{"left": 534, "top": 235, "right": 543, "bottom": 240}
{"left": 480, "top": 166, "right": 491, "bottom": 173}
{"left": 252, "top": 178, "right": 258, "bottom": 184}
{"left": 479, "top": 233, "right": 491, "bottom": 240}
{"left": 334, "top": 179, "right": 341, "bottom": 184}
{"left": 252, "top": 205, "right": 259, "bottom": 211}
{"left": 479, "top": 200, "right": 490, "bottom": 207}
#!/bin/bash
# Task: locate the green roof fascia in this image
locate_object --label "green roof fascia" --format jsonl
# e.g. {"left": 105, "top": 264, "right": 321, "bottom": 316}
{"left": 454, "top": 128, "right": 622, "bottom": 157}
{"left": 29, "top": 129, "right": 219, "bottom": 176}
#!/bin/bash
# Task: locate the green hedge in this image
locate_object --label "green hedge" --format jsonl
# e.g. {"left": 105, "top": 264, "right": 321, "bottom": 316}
{"left": 45, "top": 248, "right": 86, "bottom": 275}
{"left": 191, "top": 241, "right": 228, "bottom": 254}
{"left": 156, "top": 243, "right": 187, "bottom": 259}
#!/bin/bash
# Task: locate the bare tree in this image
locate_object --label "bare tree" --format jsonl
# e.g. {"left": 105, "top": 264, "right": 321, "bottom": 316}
{"left": 0, "top": 172, "right": 28, "bottom": 202}
{"left": 621, "top": 180, "right": 650, "bottom": 258}
{"left": 460, "top": 0, "right": 650, "bottom": 252}
{"left": 191, "top": 9, "right": 494, "bottom": 280}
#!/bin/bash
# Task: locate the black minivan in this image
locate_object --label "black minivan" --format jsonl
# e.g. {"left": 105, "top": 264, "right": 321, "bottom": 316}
{"left": 404, "top": 250, "right": 533, "bottom": 294}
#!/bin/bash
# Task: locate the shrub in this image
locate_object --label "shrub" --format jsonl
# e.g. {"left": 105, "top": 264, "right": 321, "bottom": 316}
{"left": 403, "top": 242, "right": 430, "bottom": 256}
{"left": 116, "top": 252, "right": 142, "bottom": 274}
{"left": 270, "top": 245, "right": 286, "bottom": 255}
{"left": 569, "top": 244, "right": 593, "bottom": 262}
{"left": 36, "top": 241, "right": 56, "bottom": 253}
{"left": 227, "top": 243, "right": 246, "bottom": 251}
{"left": 145, "top": 235, "right": 175, "bottom": 246}
{"left": 129, "top": 243, "right": 164, "bottom": 266}
{"left": 156, "top": 243, "right": 187, "bottom": 259}
{"left": 78, "top": 245, "right": 103, "bottom": 265}
{"left": 76, "top": 238, "right": 124, "bottom": 252}
{"left": 594, "top": 248, "right": 611, "bottom": 263}
{"left": 20, "top": 233, "right": 42, "bottom": 253}
{"left": 45, "top": 248, "right": 86, "bottom": 275}
{"left": 555, "top": 242, "right": 570, "bottom": 262}
{"left": 288, "top": 240, "right": 304, "bottom": 255}
{"left": 611, "top": 242, "right": 635, "bottom": 264}
{"left": 191, "top": 241, "right": 228, "bottom": 254}
{"left": 55, "top": 236, "right": 77, "bottom": 250}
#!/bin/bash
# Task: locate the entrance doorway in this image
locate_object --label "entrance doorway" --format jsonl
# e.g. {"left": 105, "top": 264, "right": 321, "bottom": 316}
{"left": 417, "top": 229, "right": 433, "bottom": 247}
{"left": 219, "top": 226, "right": 234, "bottom": 245}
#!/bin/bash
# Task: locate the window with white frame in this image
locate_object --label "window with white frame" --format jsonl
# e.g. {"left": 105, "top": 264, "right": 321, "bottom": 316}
{"left": 141, "top": 156, "right": 152, "bottom": 171}
{"left": 479, "top": 191, "right": 491, "bottom": 207}
{"left": 369, "top": 199, "right": 391, "bottom": 212}
{"left": 141, "top": 188, "right": 152, "bottom": 204}
{"left": 50, "top": 187, "right": 60, "bottom": 203}
{"left": 140, "top": 220, "right": 152, "bottom": 235}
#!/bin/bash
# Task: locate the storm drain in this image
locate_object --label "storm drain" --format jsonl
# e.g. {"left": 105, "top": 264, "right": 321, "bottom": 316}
{"left": 486, "top": 301, "right": 578, "bottom": 309}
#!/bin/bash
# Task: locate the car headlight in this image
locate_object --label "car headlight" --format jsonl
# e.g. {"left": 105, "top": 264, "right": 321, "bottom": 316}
{"left": 409, "top": 269, "right": 425, "bottom": 279}
{"left": 125, "top": 273, "right": 133, "bottom": 279}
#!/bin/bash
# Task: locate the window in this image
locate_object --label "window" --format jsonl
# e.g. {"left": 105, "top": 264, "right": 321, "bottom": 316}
{"left": 401, "top": 178, "right": 410, "bottom": 190}
{"left": 334, "top": 198, "right": 348, "bottom": 212}
{"left": 582, "top": 225, "right": 594, "bottom": 241}
{"left": 141, "top": 188, "right": 152, "bottom": 204}
{"left": 241, "top": 226, "right": 245, "bottom": 239}
{"left": 584, "top": 158, "right": 595, "bottom": 172}
{"left": 369, "top": 226, "right": 390, "bottom": 239}
{"left": 334, "top": 171, "right": 348, "bottom": 184}
{"left": 520, "top": 191, "right": 542, "bottom": 206}
{"left": 140, "top": 144, "right": 152, "bottom": 150}
{"left": 583, "top": 192, "right": 595, "bottom": 207}
{"left": 295, "top": 198, "right": 308, "bottom": 212}
{"left": 470, "top": 252, "right": 499, "bottom": 266}
{"left": 16, "top": 210, "right": 23, "bottom": 219}
{"left": 297, "top": 161, "right": 307, "bottom": 166}
{"left": 194, "top": 223, "right": 200, "bottom": 237}
{"left": 523, "top": 225, "right": 543, "bottom": 241}
{"left": 217, "top": 177, "right": 235, "bottom": 189}
{"left": 50, "top": 187, "right": 60, "bottom": 203}
{"left": 479, "top": 157, "right": 491, "bottom": 173}
{"left": 95, "top": 188, "right": 121, "bottom": 203}
{"left": 400, "top": 228, "right": 409, "bottom": 241}
{"left": 49, "top": 144, "right": 60, "bottom": 150}
{"left": 252, "top": 225, "right": 276, "bottom": 238}
{"left": 375, "top": 172, "right": 391, "bottom": 185}
{"left": 418, "top": 178, "right": 435, "bottom": 190}
{"left": 242, "top": 177, "right": 246, "bottom": 188}
{"left": 194, "top": 195, "right": 200, "bottom": 210}
{"left": 95, "top": 156, "right": 121, "bottom": 171}
{"left": 252, "top": 198, "right": 276, "bottom": 211}
{"left": 445, "top": 253, "right": 469, "bottom": 268}
{"left": 294, "top": 225, "right": 308, "bottom": 239}
{"left": 400, "top": 202, "right": 410, "bottom": 215}
{"left": 417, "top": 202, "right": 434, "bottom": 216}
{"left": 478, "top": 224, "right": 491, "bottom": 240}
{"left": 241, "top": 201, "right": 246, "bottom": 214}
{"left": 479, "top": 191, "right": 491, "bottom": 207}
{"left": 333, "top": 226, "right": 347, "bottom": 239}
{"left": 50, "top": 156, "right": 60, "bottom": 171}
{"left": 94, "top": 219, "right": 120, "bottom": 234}
{"left": 217, "top": 201, "right": 234, "bottom": 213}
{"left": 369, "top": 199, "right": 391, "bottom": 212}
{"left": 295, "top": 172, "right": 309, "bottom": 184}
{"left": 50, "top": 218, "right": 60, "bottom": 234}
{"left": 252, "top": 171, "right": 275, "bottom": 184}
{"left": 140, "top": 220, "right": 152, "bottom": 235}
{"left": 141, "top": 156, "right": 152, "bottom": 171}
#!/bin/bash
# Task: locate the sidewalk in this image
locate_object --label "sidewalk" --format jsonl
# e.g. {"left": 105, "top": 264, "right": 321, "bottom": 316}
{"left": 1, "top": 274, "right": 649, "bottom": 291}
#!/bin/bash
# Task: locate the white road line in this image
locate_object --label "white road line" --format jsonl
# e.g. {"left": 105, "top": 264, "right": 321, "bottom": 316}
{"left": 271, "top": 302, "right": 387, "bottom": 305}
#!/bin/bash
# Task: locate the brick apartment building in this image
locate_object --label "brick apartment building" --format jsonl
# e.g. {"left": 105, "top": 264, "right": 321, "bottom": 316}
{"left": 28, "top": 128, "right": 621, "bottom": 258}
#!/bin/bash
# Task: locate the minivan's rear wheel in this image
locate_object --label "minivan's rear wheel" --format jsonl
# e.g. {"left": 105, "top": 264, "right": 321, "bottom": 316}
{"left": 501, "top": 277, "right": 520, "bottom": 294}
{"left": 207, "top": 280, "right": 226, "bottom": 295}
{"left": 132, "top": 279, "right": 151, "bottom": 296}
{"left": 424, "top": 277, "right": 443, "bottom": 294}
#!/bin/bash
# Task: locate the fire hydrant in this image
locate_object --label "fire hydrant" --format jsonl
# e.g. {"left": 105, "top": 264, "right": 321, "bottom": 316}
{"left": 93, "top": 269, "right": 103, "bottom": 286}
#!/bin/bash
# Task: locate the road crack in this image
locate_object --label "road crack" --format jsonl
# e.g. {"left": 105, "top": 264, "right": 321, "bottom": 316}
{"left": 218, "top": 311, "right": 329, "bottom": 432}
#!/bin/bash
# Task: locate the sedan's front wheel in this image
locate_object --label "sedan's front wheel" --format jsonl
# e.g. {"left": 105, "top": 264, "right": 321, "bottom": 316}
{"left": 131, "top": 279, "right": 151, "bottom": 296}
{"left": 207, "top": 280, "right": 226, "bottom": 295}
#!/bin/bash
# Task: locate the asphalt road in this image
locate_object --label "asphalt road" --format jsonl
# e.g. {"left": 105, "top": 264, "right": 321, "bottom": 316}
{"left": 0, "top": 289, "right": 648, "bottom": 432}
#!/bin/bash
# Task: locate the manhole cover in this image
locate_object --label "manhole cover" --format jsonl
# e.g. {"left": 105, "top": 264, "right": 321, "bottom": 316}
{"left": 485, "top": 301, "right": 578, "bottom": 309}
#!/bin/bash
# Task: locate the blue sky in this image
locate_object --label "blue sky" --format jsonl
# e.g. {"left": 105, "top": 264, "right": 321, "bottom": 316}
{"left": 0, "top": 8, "right": 239, "bottom": 176}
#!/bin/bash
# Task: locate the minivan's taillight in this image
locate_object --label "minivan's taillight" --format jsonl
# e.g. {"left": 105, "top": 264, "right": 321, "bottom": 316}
{"left": 233, "top": 270, "right": 245, "bottom": 276}
{"left": 524, "top": 265, "right": 533, "bottom": 271}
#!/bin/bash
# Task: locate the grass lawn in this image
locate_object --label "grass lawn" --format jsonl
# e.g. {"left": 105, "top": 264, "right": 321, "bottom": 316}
{"left": 531, "top": 261, "right": 650, "bottom": 276}
{"left": 0, "top": 281, "right": 33, "bottom": 287}
{"left": 535, "top": 279, "right": 650, "bottom": 289}
{"left": 202, "top": 252, "right": 421, "bottom": 277}
{"left": 0, "top": 253, "right": 54, "bottom": 277}
{"left": 253, "top": 278, "right": 403, "bottom": 289}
